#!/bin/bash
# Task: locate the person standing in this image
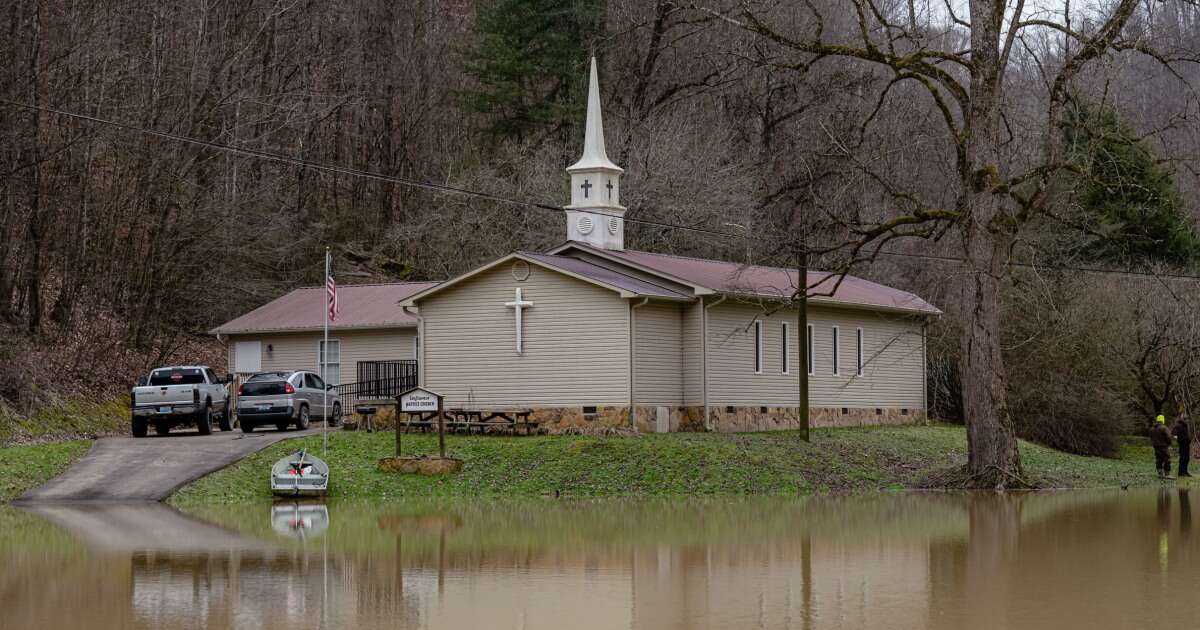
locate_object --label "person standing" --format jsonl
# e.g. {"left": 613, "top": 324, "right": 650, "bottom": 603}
{"left": 1174, "top": 414, "right": 1193, "bottom": 478}
{"left": 1151, "top": 415, "right": 1175, "bottom": 480}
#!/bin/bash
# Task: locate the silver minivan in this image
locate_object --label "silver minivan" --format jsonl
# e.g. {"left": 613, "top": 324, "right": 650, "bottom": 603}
{"left": 237, "top": 371, "right": 342, "bottom": 432}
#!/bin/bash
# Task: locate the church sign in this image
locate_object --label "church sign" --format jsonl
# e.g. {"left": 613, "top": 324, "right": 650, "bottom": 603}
{"left": 399, "top": 387, "right": 442, "bottom": 413}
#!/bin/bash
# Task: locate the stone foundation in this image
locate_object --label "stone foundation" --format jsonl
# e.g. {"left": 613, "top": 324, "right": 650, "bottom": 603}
{"left": 530, "top": 406, "right": 633, "bottom": 433}
{"left": 631, "top": 407, "right": 705, "bottom": 433}
{"left": 362, "top": 403, "right": 924, "bottom": 434}
{"left": 700, "top": 405, "right": 925, "bottom": 432}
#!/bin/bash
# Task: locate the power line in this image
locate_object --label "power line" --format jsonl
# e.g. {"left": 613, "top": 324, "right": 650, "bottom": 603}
{"left": 871, "top": 248, "right": 1200, "bottom": 282}
{"left": 0, "top": 98, "right": 743, "bottom": 241}
{"left": 5, "top": 98, "right": 1200, "bottom": 284}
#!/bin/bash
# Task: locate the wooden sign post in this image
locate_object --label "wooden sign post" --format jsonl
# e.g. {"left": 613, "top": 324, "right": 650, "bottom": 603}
{"left": 398, "top": 387, "right": 445, "bottom": 458}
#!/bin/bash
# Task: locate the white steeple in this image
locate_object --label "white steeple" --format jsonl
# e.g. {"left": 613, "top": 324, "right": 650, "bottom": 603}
{"left": 565, "top": 57, "right": 626, "bottom": 250}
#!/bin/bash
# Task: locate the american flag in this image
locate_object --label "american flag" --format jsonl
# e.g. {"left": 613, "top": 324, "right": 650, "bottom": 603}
{"left": 326, "top": 256, "right": 339, "bottom": 322}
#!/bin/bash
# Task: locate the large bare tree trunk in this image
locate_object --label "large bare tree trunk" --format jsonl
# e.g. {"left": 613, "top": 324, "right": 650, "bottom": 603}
{"left": 958, "top": 240, "right": 1023, "bottom": 485}
{"left": 958, "top": 0, "right": 1023, "bottom": 487}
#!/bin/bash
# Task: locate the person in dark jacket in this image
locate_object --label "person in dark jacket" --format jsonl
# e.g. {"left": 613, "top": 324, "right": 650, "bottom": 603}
{"left": 1151, "top": 415, "right": 1174, "bottom": 479}
{"left": 1174, "top": 414, "right": 1192, "bottom": 478}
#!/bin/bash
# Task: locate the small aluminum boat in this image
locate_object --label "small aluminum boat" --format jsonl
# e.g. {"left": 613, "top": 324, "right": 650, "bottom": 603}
{"left": 270, "top": 449, "right": 329, "bottom": 497}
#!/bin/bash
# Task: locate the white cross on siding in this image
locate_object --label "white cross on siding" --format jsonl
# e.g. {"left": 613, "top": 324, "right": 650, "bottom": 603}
{"left": 504, "top": 287, "right": 534, "bottom": 354}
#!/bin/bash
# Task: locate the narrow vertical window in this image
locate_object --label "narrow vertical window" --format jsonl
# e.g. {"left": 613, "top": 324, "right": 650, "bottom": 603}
{"left": 806, "top": 324, "right": 814, "bottom": 376}
{"left": 781, "top": 322, "right": 791, "bottom": 374}
{"left": 856, "top": 327, "right": 864, "bottom": 376}
{"left": 831, "top": 326, "right": 841, "bottom": 375}
{"left": 318, "top": 339, "right": 341, "bottom": 385}
{"left": 754, "top": 321, "right": 763, "bottom": 373}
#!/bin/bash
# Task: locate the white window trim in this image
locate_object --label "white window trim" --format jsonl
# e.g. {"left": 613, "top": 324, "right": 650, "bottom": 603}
{"left": 781, "top": 322, "right": 791, "bottom": 375}
{"left": 806, "top": 324, "right": 815, "bottom": 376}
{"left": 753, "top": 320, "right": 764, "bottom": 374}
{"left": 832, "top": 326, "right": 841, "bottom": 376}
{"left": 413, "top": 336, "right": 420, "bottom": 362}
{"left": 856, "top": 327, "right": 864, "bottom": 377}
{"left": 318, "top": 338, "right": 341, "bottom": 385}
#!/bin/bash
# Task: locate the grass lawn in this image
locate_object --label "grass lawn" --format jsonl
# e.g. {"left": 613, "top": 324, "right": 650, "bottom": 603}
{"left": 169, "top": 424, "right": 1177, "bottom": 506}
{"left": 0, "top": 440, "right": 92, "bottom": 503}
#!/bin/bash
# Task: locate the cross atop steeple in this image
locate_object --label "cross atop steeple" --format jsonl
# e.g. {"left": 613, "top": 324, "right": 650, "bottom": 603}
{"left": 565, "top": 57, "right": 626, "bottom": 250}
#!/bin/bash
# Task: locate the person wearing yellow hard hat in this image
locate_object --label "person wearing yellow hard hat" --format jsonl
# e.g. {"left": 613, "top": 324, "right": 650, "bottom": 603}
{"left": 1151, "top": 414, "right": 1175, "bottom": 480}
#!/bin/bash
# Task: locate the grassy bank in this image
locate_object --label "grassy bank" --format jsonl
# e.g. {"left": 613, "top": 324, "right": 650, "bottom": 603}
{"left": 0, "top": 440, "right": 92, "bottom": 502}
{"left": 170, "top": 424, "right": 1174, "bottom": 506}
{"left": 0, "top": 397, "right": 128, "bottom": 446}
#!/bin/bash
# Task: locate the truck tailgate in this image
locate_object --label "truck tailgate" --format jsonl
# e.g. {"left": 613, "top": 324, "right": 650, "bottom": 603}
{"left": 133, "top": 385, "right": 197, "bottom": 406}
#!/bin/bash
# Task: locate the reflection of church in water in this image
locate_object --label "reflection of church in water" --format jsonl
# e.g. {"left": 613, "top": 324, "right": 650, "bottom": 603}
{"left": 13, "top": 492, "right": 1200, "bottom": 630}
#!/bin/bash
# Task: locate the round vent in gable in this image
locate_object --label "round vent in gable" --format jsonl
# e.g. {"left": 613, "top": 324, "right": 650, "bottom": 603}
{"left": 577, "top": 215, "right": 594, "bottom": 235}
{"left": 607, "top": 217, "right": 620, "bottom": 234}
{"left": 511, "top": 260, "right": 531, "bottom": 281}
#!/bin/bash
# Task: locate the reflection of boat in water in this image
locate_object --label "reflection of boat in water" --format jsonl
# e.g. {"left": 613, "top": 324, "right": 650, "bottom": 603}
{"left": 270, "top": 449, "right": 329, "bottom": 497}
{"left": 271, "top": 503, "right": 330, "bottom": 539}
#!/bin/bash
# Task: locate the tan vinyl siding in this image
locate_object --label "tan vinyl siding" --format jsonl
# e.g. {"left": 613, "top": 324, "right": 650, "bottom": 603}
{"left": 706, "top": 302, "right": 926, "bottom": 408}
{"left": 418, "top": 262, "right": 631, "bottom": 408}
{"left": 226, "top": 328, "right": 417, "bottom": 386}
{"left": 632, "top": 302, "right": 684, "bottom": 406}
{"left": 682, "top": 301, "right": 704, "bottom": 405}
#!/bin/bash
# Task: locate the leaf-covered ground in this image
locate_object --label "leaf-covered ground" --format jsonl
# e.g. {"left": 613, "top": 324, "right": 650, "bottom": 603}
{"left": 169, "top": 425, "right": 1177, "bottom": 506}
{"left": 0, "top": 397, "right": 128, "bottom": 446}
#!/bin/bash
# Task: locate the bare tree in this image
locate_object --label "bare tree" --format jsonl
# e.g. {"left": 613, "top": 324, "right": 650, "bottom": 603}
{"left": 703, "top": 0, "right": 1200, "bottom": 487}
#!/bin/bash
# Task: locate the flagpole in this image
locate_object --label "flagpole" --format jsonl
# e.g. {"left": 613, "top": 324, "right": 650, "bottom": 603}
{"left": 323, "top": 246, "right": 329, "bottom": 456}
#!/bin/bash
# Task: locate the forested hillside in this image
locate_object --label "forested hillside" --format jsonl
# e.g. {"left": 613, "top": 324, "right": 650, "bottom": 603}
{"left": 3, "top": 0, "right": 1200, "bottom": 455}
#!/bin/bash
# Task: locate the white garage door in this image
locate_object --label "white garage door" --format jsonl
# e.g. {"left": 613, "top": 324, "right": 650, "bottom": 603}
{"left": 235, "top": 341, "right": 262, "bottom": 373}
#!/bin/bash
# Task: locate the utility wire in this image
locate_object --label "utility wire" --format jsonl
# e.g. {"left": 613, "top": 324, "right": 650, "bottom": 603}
{"left": 0, "top": 98, "right": 740, "bottom": 240}
{"left": 5, "top": 98, "right": 1200, "bottom": 284}
{"left": 869, "top": 248, "right": 1200, "bottom": 282}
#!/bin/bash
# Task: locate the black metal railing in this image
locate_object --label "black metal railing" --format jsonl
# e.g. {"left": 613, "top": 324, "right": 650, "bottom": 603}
{"left": 335, "top": 360, "right": 418, "bottom": 409}
{"left": 356, "top": 360, "right": 418, "bottom": 391}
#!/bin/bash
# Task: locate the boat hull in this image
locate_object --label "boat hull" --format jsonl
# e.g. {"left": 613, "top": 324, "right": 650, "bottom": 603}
{"left": 270, "top": 450, "right": 329, "bottom": 497}
{"left": 270, "top": 480, "right": 328, "bottom": 497}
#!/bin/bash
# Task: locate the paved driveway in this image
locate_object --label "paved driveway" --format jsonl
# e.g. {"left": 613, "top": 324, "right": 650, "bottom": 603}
{"left": 17, "top": 426, "right": 324, "bottom": 503}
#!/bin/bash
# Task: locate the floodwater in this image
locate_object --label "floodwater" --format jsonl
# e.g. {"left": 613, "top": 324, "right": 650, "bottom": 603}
{"left": 4, "top": 490, "right": 1200, "bottom": 629}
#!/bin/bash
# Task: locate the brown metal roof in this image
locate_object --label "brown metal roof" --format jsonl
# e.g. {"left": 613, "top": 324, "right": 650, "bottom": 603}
{"left": 212, "top": 282, "right": 440, "bottom": 335}
{"left": 557, "top": 243, "right": 940, "bottom": 315}
{"left": 519, "top": 253, "right": 693, "bottom": 299}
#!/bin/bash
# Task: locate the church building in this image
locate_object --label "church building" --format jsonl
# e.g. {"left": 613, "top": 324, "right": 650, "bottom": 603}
{"left": 400, "top": 59, "right": 940, "bottom": 433}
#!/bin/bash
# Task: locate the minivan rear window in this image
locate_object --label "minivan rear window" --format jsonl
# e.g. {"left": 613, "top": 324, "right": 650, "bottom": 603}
{"left": 149, "top": 369, "right": 205, "bottom": 386}
{"left": 241, "top": 381, "right": 288, "bottom": 396}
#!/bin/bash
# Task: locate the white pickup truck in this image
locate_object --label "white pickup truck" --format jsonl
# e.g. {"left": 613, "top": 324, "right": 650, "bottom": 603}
{"left": 130, "top": 366, "right": 233, "bottom": 437}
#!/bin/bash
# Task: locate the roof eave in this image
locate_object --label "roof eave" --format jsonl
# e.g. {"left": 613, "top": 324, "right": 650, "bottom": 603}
{"left": 619, "top": 292, "right": 695, "bottom": 302}
{"left": 401, "top": 252, "right": 691, "bottom": 305}
{"left": 546, "top": 241, "right": 716, "bottom": 296}
{"left": 711, "top": 290, "right": 940, "bottom": 317}
{"left": 213, "top": 322, "right": 419, "bottom": 336}
{"left": 400, "top": 253, "right": 527, "bottom": 306}
{"left": 521, "top": 253, "right": 693, "bottom": 299}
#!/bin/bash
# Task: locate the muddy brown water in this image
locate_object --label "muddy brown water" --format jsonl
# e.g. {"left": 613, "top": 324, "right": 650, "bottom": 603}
{"left": 3, "top": 489, "right": 1199, "bottom": 629}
